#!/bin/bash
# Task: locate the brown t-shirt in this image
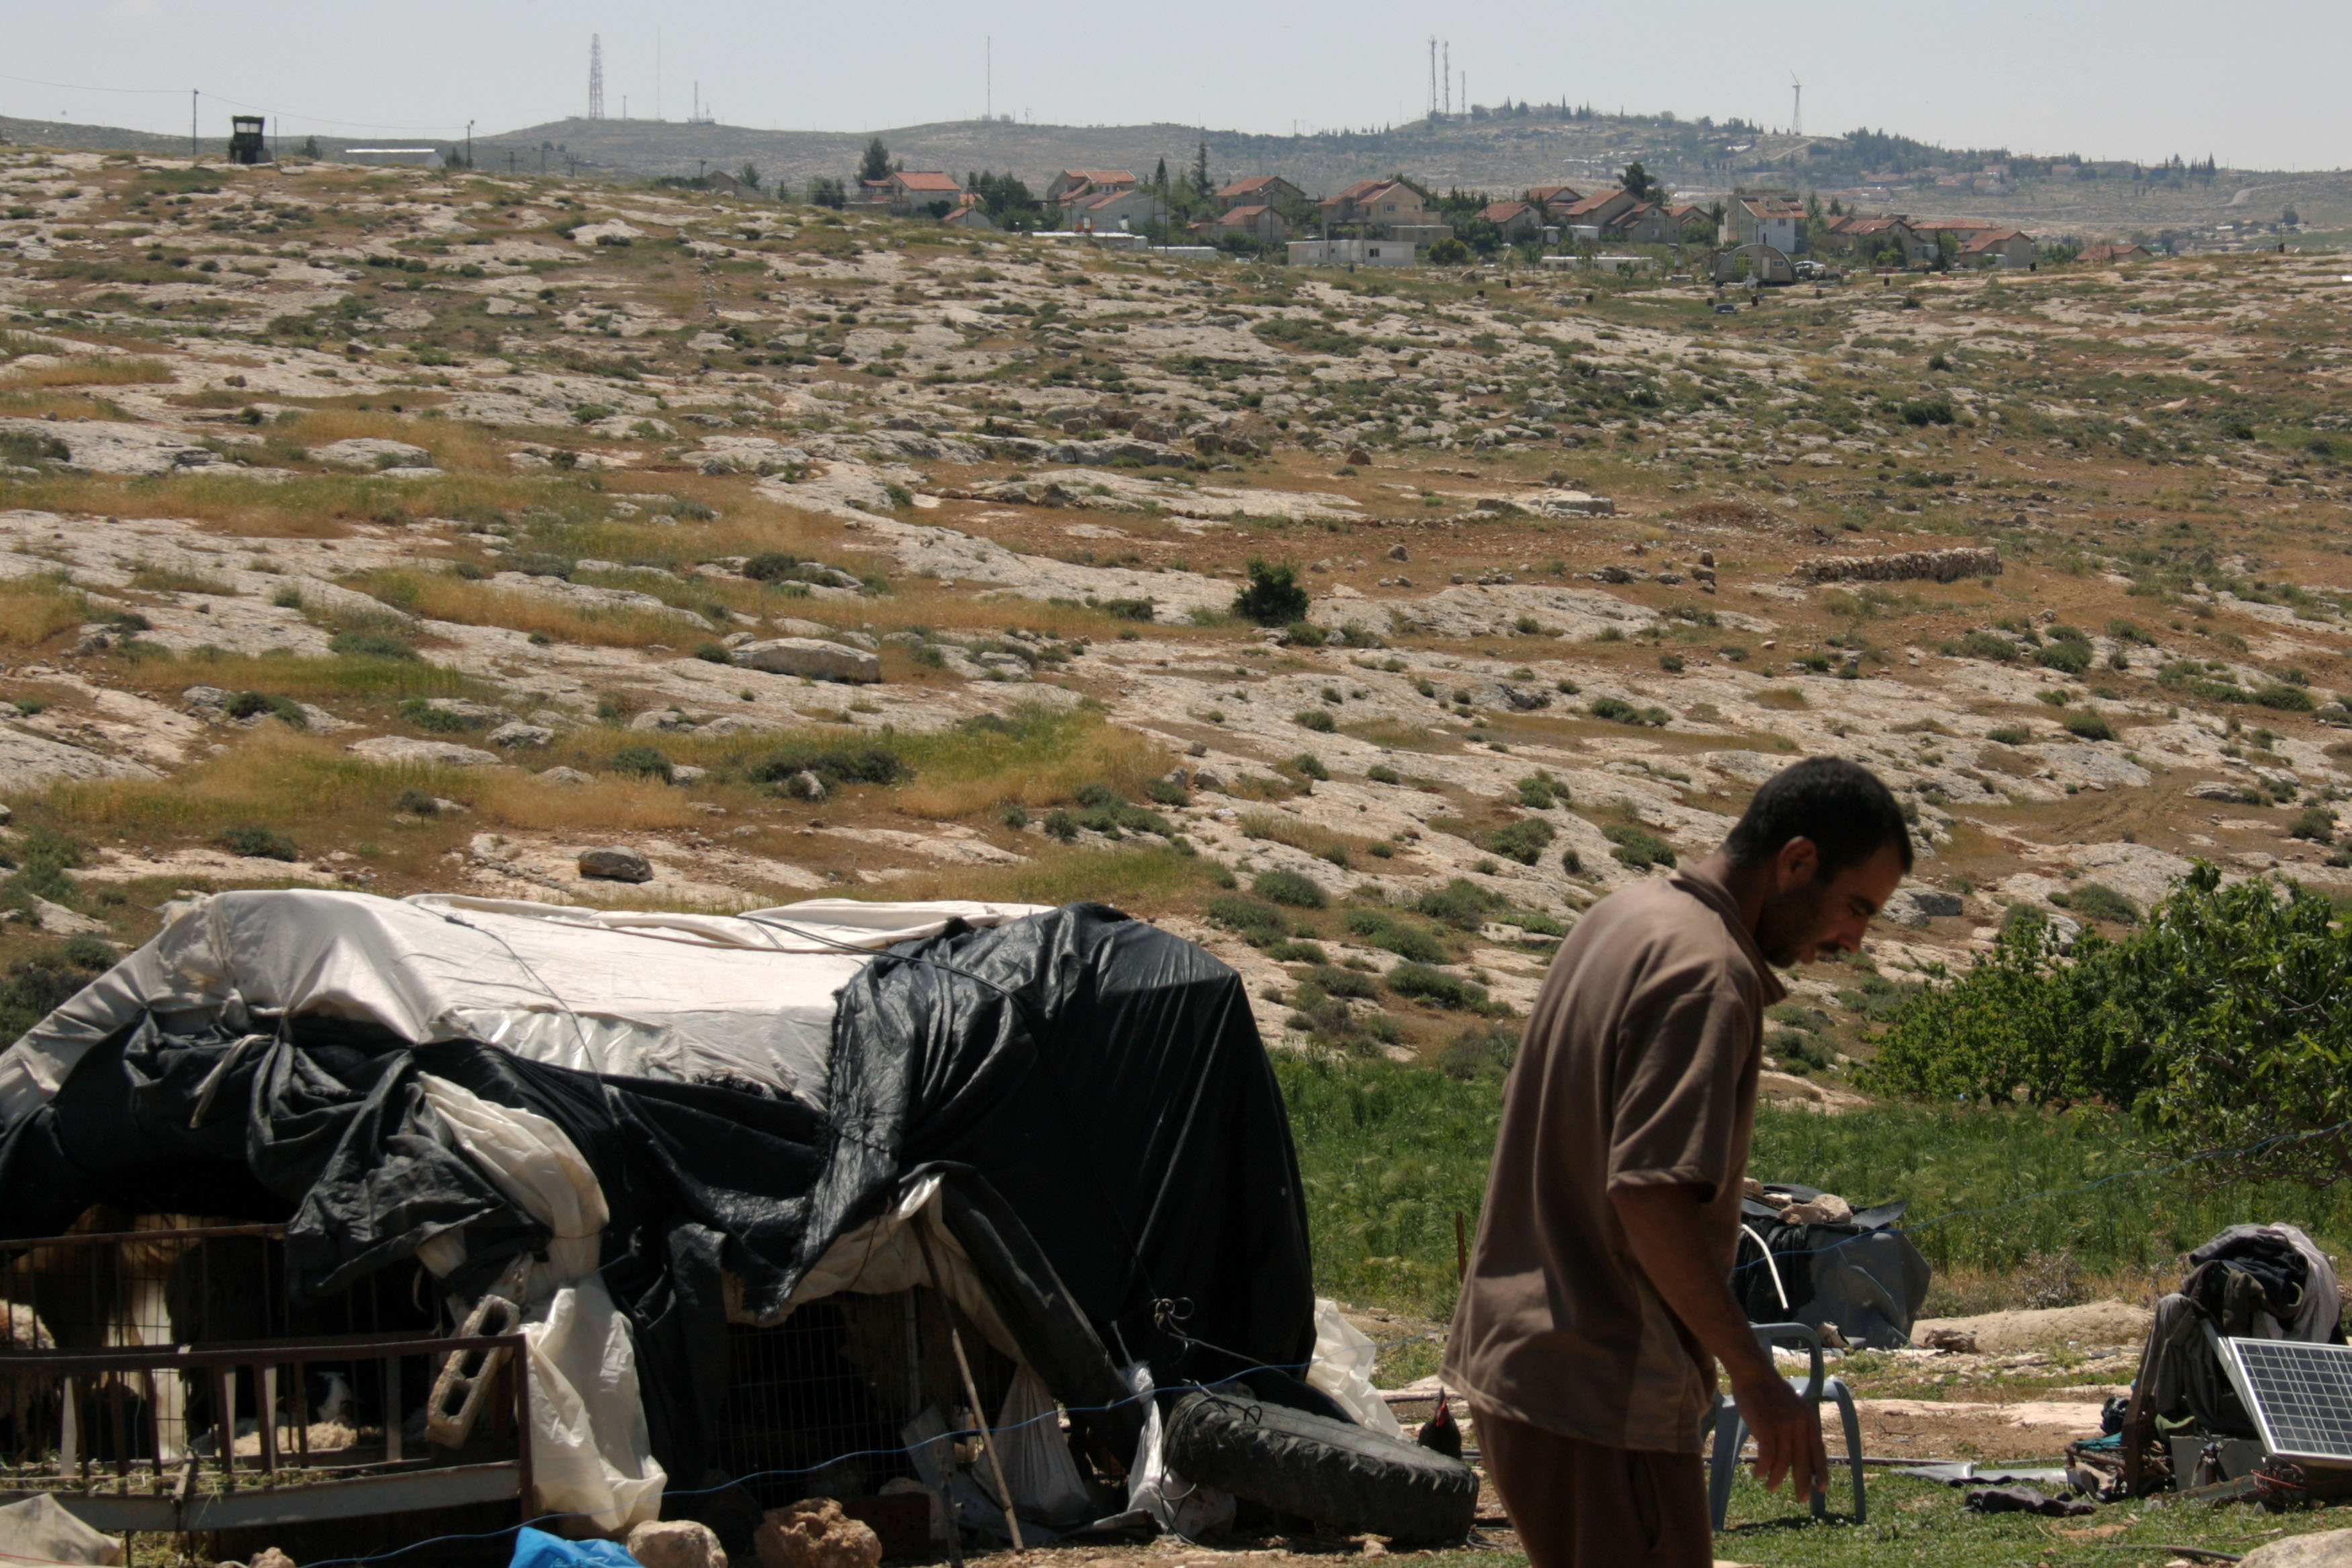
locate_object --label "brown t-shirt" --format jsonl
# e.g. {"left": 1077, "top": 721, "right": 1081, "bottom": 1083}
{"left": 1442, "top": 866, "right": 1786, "bottom": 1454}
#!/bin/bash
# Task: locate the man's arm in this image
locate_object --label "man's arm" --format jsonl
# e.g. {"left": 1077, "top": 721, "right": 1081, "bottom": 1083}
{"left": 1610, "top": 1184, "right": 1828, "bottom": 1499}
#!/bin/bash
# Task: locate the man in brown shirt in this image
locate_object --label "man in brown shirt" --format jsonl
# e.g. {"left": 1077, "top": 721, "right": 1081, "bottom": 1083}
{"left": 1444, "top": 756, "right": 1910, "bottom": 1567}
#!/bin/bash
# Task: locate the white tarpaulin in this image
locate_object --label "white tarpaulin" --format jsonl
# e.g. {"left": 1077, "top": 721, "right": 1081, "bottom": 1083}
{"left": 0, "top": 890, "right": 1047, "bottom": 1122}
{"left": 1305, "top": 1297, "right": 1404, "bottom": 1438}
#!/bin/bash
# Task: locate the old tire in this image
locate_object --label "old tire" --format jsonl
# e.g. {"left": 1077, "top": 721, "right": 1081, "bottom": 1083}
{"left": 1163, "top": 1391, "right": 1477, "bottom": 1543}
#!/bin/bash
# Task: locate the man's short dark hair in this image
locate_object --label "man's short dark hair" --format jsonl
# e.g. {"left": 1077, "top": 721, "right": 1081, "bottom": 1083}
{"left": 1722, "top": 756, "right": 1913, "bottom": 875}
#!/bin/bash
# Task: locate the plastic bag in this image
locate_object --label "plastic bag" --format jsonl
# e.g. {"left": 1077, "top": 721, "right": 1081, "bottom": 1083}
{"left": 1121, "top": 1362, "right": 1233, "bottom": 1541}
{"left": 0, "top": 1494, "right": 124, "bottom": 1566}
{"left": 509, "top": 1526, "right": 638, "bottom": 1568}
{"left": 1305, "top": 1298, "right": 1404, "bottom": 1436}
{"left": 522, "top": 1278, "right": 667, "bottom": 1536}
{"left": 994, "top": 1366, "right": 1093, "bottom": 1524}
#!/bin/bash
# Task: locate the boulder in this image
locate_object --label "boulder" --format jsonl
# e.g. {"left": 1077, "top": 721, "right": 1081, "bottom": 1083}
{"left": 30, "top": 899, "right": 107, "bottom": 938}
{"left": 578, "top": 847, "right": 654, "bottom": 883}
{"left": 1387, "top": 543, "right": 1409, "bottom": 562}
{"left": 732, "top": 639, "right": 882, "bottom": 684}
{"left": 251, "top": 1553, "right": 296, "bottom": 1568}
{"left": 754, "top": 1499, "right": 881, "bottom": 1568}
{"left": 486, "top": 722, "right": 554, "bottom": 748}
{"left": 308, "top": 437, "right": 432, "bottom": 469}
{"left": 537, "top": 767, "right": 595, "bottom": 785}
{"left": 2240, "top": 1529, "right": 2352, "bottom": 1568}
{"left": 1883, "top": 887, "right": 1964, "bottom": 926}
{"left": 626, "top": 1519, "right": 728, "bottom": 1568}
{"left": 182, "top": 685, "right": 234, "bottom": 711}
{"left": 345, "top": 737, "right": 503, "bottom": 768}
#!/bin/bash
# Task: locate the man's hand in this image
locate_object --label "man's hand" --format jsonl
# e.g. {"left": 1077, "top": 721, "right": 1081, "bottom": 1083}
{"left": 1727, "top": 1363, "right": 1829, "bottom": 1499}
{"left": 1611, "top": 1184, "right": 1827, "bottom": 1503}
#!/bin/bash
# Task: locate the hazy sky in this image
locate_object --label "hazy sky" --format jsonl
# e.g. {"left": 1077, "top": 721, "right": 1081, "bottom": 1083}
{"left": 6, "top": 0, "right": 2345, "bottom": 171}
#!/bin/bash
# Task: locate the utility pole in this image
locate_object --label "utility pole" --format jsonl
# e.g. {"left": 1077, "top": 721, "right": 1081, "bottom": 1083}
{"left": 986, "top": 36, "right": 992, "bottom": 122}
{"left": 1428, "top": 36, "right": 1436, "bottom": 118}
{"left": 466, "top": 120, "right": 474, "bottom": 169}
{"left": 190, "top": 90, "right": 198, "bottom": 159}
{"left": 1442, "top": 42, "right": 1450, "bottom": 117}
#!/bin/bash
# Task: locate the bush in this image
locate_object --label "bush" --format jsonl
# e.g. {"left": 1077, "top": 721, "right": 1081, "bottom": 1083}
{"left": 398, "top": 696, "right": 484, "bottom": 733}
{"left": 1440, "top": 1024, "right": 1520, "bottom": 1080}
{"left": 2035, "top": 641, "right": 2091, "bottom": 677}
{"left": 392, "top": 787, "right": 440, "bottom": 816}
{"left": 1100, "top": 598, "right": 1156, "bottom": 622}
{"left": 607, "top": 745, "right": 675, "bottom": 783}
{"left": 1425, "top": 236, "right": 1472, "bottom": 266}
{"left": 219, "top": 823, "right": 299, "bottom": 861}
{"left": 1344, "top": 908, "right": 1448, "bottom": 964}
{"left": 1208, "top": 894, "right": 1289, "bottom": 946}
{"left": 1287, "top": 753, "right": 1330, "bottom": 782}
{"left": 1366, "top": 764, "right": 1402, "bottom": 785}
{"left": 1254, "top": 869, "right": 1329, "bottom": 909}
{"left": 693, "top": 641, "right": 732, "bottom": 664}
{"left": 1294, "top": 707, "right": 1337, "bottom": 733}
{"left": 1958, "top": 629, "right": 2019, "bottom": 663}
{"left": 0, "top": 938, "right": 116, "bottom": 1043}
{"left": 1987, "top": 724, "right": 2032, "bottom": 746}
{"left": 1284, "top": 620, "right": 1327, "bottom": 648}
{"left": 1514, "top": 774, "right": 1562, "bottom": 810}
{"left": 1478, "top": 818, "right": 1557, "bottom": 866}
{"left": 1604, "top": 823, "right": 1678, "bottom": 870}
{"left": 2060, "top": 710, "right": 2116, "bottom": 742}
{"left": 2068, "top": 882, "right": 2140, "bottom": 925}
{"left": 2291, "top": 805, "right": 2337, "bottom": 844}
{"left": 228, "top": 691, "right": 308, "bottom": 729}
{"left": 1899, "top": 395, "right": 1956, "bottom": 427}
{"left": 1386, "top": 963, "right": 1491, "bottom": 1012}
{"left": 1589, "top": 696, "right": 1670, "bottom": 727}
{"left": 1233, "top": 559, "right": 1310, "bottom": 626}
{"left": 0, "top": 826, "right": 87, "bottom": 904}
{"left": 1414, "top": 878, "right": 1506, "bottom": 929}
{"left": 747, "top": 744, "right": 908, "bottom": 789}
{"left": 327, "top": 629, "right": 419, "bottom": 660}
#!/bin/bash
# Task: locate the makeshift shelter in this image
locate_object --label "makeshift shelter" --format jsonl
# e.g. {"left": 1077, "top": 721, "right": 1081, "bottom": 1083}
{"left": 0, "top": 891, "right": 1401, "bottom": 1542}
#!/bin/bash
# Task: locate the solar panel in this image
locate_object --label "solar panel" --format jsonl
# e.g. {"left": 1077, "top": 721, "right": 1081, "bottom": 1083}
{"left": 2222, "top": 1338, "right": 2352, "bottom": 1465}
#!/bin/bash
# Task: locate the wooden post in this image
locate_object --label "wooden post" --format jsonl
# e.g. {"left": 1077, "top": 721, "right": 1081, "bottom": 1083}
{"left": 384, "top": 1356, "right": 402, "bottom": 1463}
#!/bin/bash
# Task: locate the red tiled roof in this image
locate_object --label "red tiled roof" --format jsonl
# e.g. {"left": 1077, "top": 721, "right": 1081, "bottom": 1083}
{"left": 1060, "top": 169, "right": 1136, "bottom": 185}
{"left": 1960, "top": 228, "right": 2028, "bottom": 253}
{"left": 1559, "top": 188, "right": 1627, "bottom": 218}
{"left": 1223, "top": 204, "right": 1273, "bottom": 220}
{"left": 890, "top": 171, "right": 961, "bottom": 193}
{"left": 1527, "top": 185, "right": 1581, "bottom": 204}
{"left": 1481, "top": 200, "right": 1533, "bottom": 223}
{"left": 1217, "top": 175, "right": 1287, "bottom": 199}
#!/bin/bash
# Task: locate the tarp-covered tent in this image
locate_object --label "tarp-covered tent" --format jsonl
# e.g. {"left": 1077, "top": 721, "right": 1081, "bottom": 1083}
{"left": 0, "top": 891, "right": 1333, "bottom": 1534}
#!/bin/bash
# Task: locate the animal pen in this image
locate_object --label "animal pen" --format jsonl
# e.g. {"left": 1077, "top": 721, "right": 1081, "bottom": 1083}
{"left": 0, "top": 891, "right": 1448, "bottom": 1557}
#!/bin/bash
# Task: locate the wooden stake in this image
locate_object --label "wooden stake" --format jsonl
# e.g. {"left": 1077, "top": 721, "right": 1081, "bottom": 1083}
{"left": 1455, "top": 1211, "right": 1469, "bottom": 1282}
{"left": 914, "top": 1228, "right": 1023, "bottom": 1551}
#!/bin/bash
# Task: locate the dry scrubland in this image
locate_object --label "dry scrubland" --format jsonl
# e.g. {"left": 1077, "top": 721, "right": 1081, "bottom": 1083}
{"left": 5, "top": 147, "right": 2352, "bottom": 1560}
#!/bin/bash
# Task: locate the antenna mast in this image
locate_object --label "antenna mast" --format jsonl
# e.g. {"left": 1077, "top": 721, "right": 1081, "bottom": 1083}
{"left": 1442, "top": 41, "right": 1450, "bottom": 117}
{"left": 589, "top": 35, "right": 605, "bottom": 120}
{"left": 1428, "top": 36, "right": 1436, "bottom": 119}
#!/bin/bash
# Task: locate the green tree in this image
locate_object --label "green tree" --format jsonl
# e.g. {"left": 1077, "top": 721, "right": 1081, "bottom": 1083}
{"left": 298, "top": 135, "right": 322, "bottom": 160}
{"left": 1425, "top": 235, "right": 1471, "bottom": 265}
{"left": 1620, "top": 160, "right": 1655, "bottom": 201}
{"left": 1866, "top": 866, "right": 2352, "bottom": 1190}
{"left": 1190, "top": 141, "right": 1213, "bottom": 201}
{"left": 1153, "top": 156, "right": 1168, "bottom": 190}
{"left": 1233, "top": 559, "right": 1310, "bottom": 625}
{"left": 808, "top": 175, "right": 846, "bottom": 209}
{"left": 2283, "top": 205, "right": 2302, "bottom": 228}
{"left": 857, "top": 137, "right": 891, "bottom": 185}
{"left": 738, "top": 162, "right": 762, "bottom": 190}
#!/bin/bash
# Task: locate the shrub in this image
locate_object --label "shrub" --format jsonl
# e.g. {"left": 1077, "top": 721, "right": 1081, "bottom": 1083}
{"left": 2060, "top": 710, "right": 2116, "bottom": 742}
{"left": 747, "top": 744, "right": 908, "bottom": 789}
{"left": 607, "top": 745, "right": 675, "bottom": 783}
{"left": 328, "top": 630, "right": 419, "bottom": 660}
{"left": 1294, "top": 707, "right": 1337, "bottom": 733}
{"left": 392, "top": 787, "right": 440, "bottom": 816}
{"left": 1386, "top": 963, "right": 1491, "bottom": 1012}
{"left": 228, "top": 691, "right": 308, "bottom": 729}
{"left": 1440, "top": 1024, "right": 1520, "bottom": 1080}
{"left": 1233, "top": 559, "right": 1310, "bottom": 626}
{"left": 2291, "top": 805, "right": 2337, "bottom": 845}
{"left": 1514, "top": 774, "right": 1562, "bottom": 810}
{"left": 1344, "top": 908, "right": 1448, "bottom": 964}
{"left": 0, "top": 826, "right": 86, "bottom": 904}
{"left": 1309, "top": 964, "right": 1379, "bottom": 1000}
{"left": 1899, "top": 395, "right": 1956, "bottom": 427}
{"left": 1958, "top": 629, "right": 2019, "bottom": 663}
{"left": 1366, "top": 764, "right": 1402, "bottom": 785}
{"left": 398, "top": 696, "right": 483, "bottom": 733}
{"left": 1604, "top": 823, "right": 1677, "bottom": 870}
{"left": 0, "top": 938, "right": 117, "bottom": 1044}
{"left": 1208, "top": 894, "right": 1289, "bottom": 946}
{"left": 1284, "top": 620, "right": 1327, "bottom": 648}
{"left": 1254, "top": 869, "right": 1329, "bottom": 909}
{"left": 1287, "top": 753, "right": 1330, "bottom": 782}
{"left": 1987, "top": 724, "right": 2032, "bottom": 746}
{"left": 1589, "top": 696, "right": 1670, "bottom": 727}
{"left": 693, "top": 641, "right": 732, "bottom": 664}
{"left": 219, "top": 823, "right": 299, "bottom": 861}
{"left": 1100, "top": 598, "right": 1156, "bottom": 622}
{"left": 2068, "top": 882, "right": 2140, "bottom": 925}
{"left": 1478, "top": 818, "right": 1557, "bottom": 866}
{"left": 2035, "top": 641, "right": 2091, "bottom": 677}
{"left": 2253, "top": 683, "right": 2316, "bottom": 712}
{"left": 1415, "top": 879, "right": 1506, "bottom": 929}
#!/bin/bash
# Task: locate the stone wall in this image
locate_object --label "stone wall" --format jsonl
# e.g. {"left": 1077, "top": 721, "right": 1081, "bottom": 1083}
{"left": 1794, "top": 546, "right": 2001, "bottom": 586}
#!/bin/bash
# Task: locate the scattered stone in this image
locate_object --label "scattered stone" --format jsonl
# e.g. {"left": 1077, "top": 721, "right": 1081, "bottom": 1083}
{"left": 1882, "top": 887, "right": 1965, "bottom": 926}
{"left": 1921, "top": 1327, "right": 1979, "bottom": 1355}
{"left": 182, "top": 685, "right": 234, "bottom": 711}
{"left": 537, "top": 767, "right": 594, "bottom": 785}
{"left": 787, "top": 771, "right": 826, "bottom": 803}
{"left": 754, "top": 1499, "right": 881, "bottom": 1568}
{"left": 1796, "top": 546, "right": 2002, "bottom": 587}
{"left": 732, "top": 638, "right": 883, "bottom": 684}
{"left": 626, "top": 1518, "right": 727, "bottom": 1568}
{"left": 346, "top": 737, "right": 503, "bottom": 768}
{"left": 486, "top": 722, "right": 554, "bottom": 748}
{"left": 1387, "top": 543, "right": 1409, "bottom": 562}
{"left": 578, "top": 847, "right": 654, "bottom": 883}
{"left": 1345, "top": 446, "right": 1373, "bottom": 466}
{"left": 251, "top": 1551, "right": 297, "bottom": 1568}
{"left": 671, "top": 765, "right": 708, "bottom": 785}
{"left": 1185, "top": 740, "right": 1209, "bottom": 757}
{"left": 483, "top": 298, "right": 538, "bottom": 318}
{"left": 1781, "top": 1192, "right": 1853, "bottom": 1226}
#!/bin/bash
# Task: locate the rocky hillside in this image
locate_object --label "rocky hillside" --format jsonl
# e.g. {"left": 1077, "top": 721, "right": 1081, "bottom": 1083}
{"left": 3, "top": 145, "right": 2350, "bottom": 1090}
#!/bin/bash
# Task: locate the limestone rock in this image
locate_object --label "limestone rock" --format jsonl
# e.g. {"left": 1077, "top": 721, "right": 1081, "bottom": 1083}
{"left": 732, "top": 638, "right": 882, "bottom": 684}
{"left": 183, "top": 685, "right": 234, "bottom": 711}
{"left": 578, "top": 846, "right": 654, "bottom": 883}
{"left": 487, "top": 722, "right": 554, "bottom": 748}
{"left": 1797, "top": 546, "right": 2001, "bottom": 587}
{"left": 308, "top": 437, "right": 432, "bottom": 469}
{"left": 537, "top": 767, "right": 594, "bottom": 785}
{"left": 627, "top": 1518, "right": 727, "bottom": 1568}
{"left": 2238, "top": 1530, "right": 2352, "bottom": 1568}
{"left": 1882, "top": 887, "right": 1964, "bottom": 926}
{"left": 346, "top": 736, "right": 503, "bottom": 768}
{"left": 251, "top": 1551, "right": 297, "bottom": 1568}
{"left": 31, "top": 899, "right": 107, "bottom": 938}
{"left": 1387, "top": 543, "right": 1409, "bottom": 562}
{"left": 754, "top": 1499, "right": 881, "bottom": 1568}
{"left": 484, "top": 298, "right": 538, "bottom": 318}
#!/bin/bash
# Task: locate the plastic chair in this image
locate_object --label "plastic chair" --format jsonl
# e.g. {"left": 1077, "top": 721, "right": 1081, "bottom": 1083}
{"left": 1705, "top": 1321, "right": 1866, "bottom": 1530}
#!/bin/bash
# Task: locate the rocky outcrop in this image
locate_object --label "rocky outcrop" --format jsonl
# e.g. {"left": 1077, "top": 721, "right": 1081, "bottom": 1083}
{"left": 1794, "top": 547, "right": 2001, "bottom": 586}
{"left": 754, "top": 1499, "right": 881, "bottom": 1568}
{"left": 732, "top": 638, "right": 883, "bottom": 684}
{"left": 345, "top": 737, "right": 504, "bottom": 767}
{"left": 578, "top": 846, "right": 654, "bottom": 883}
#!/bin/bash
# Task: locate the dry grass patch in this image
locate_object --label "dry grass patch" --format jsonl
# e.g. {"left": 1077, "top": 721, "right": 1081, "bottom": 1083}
{"left": 351, "top": 568, "right": 707, "bottom": 647}
{"left": 273, "top": 408, "right": 509, "bottom": 474}
{"left": 3, "top": 357, "right": 173, "bottom": 388}
{"left": 1235, "top": 810, "right": 1383, "bottom": 865}
{"left": 889, "top": 705, "right": 1170, "bottom": 818}
{"left": 844, "top": 843, "right": 1211, "bottom": 908}
{"left": 105, "top": 649, "right": 476, "bottom": 703}
{"left": 0, "top": 575, "right": 87, "bottom": 649}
